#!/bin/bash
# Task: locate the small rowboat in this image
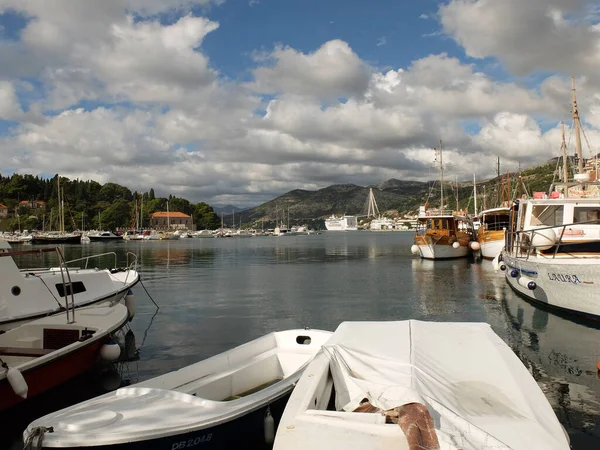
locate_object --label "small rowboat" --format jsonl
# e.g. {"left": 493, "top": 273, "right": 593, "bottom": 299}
{"left": 24, "top": 328, "right": 332, "bottom": 449}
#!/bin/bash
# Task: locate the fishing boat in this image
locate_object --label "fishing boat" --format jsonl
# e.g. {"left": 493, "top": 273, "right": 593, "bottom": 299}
{"left": 273, "top": 320, "right": 570, "bottom": 450}
{"left": 0, "top": 302, "right": 130, "bottom": 412}
{"left": 0, "top": 243, "right": 139, "bottom": 331}
{"left": 501, "top": 77, "right": 600, "bottom": 319}
{"left": 24, "top": 328, "right": 333, "bottom": 449}
{"left": 411, "top": 143, "right": 473, "bottom": 259}
{"left": 475, "top": 206, "right": 511, "bottom": 259}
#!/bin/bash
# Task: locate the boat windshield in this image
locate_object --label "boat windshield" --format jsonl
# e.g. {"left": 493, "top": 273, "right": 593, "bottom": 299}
{"left": 530, "top": 205, "right": 563, "bottom": 227}
{"left": 573, "top": 206, "right": 600, "bottom": 224}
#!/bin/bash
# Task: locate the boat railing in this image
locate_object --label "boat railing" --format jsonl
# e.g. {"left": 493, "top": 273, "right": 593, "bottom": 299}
{"left": 0, "top": 247, "right": 76, "bottom": 323}
{"left": 505, "top": 218, "right": 600, "bottom": 260}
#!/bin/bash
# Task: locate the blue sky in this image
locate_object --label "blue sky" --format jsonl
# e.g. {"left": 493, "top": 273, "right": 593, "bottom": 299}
{"left": 0, "top": 0, "right": 598, "bottom": 206}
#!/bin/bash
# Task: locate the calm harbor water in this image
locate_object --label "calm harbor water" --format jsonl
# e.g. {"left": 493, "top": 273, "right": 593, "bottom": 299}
{"left": 4, "top": 232, "right": 600, "bottom": 448}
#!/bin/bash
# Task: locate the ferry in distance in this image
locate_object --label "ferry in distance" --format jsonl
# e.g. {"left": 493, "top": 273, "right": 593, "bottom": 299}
{"left": 324, "top": 215, "right": 357, "bottom": 231}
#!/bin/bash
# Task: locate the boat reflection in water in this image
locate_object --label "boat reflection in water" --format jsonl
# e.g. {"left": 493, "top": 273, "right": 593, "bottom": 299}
{"left": 471, "top": 261, "right": 600, "bottom": 446}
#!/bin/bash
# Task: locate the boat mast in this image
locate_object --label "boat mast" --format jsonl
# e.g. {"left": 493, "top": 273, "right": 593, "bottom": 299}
{"left": 439, "top": 140, "right": 444, "bottom": 210}
{"left": 571, "top": 76, "right": 584, "bottom": 174}
{"left": 473, "top": 174, "right": 477, "bottom": 216}
{"left": 560, "top": 121, "right": 569, "bottom": 185}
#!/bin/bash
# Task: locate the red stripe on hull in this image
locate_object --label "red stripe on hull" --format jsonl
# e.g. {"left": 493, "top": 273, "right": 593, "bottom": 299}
{"left": 0, "top": 340, "right": 104, "bottom": 412}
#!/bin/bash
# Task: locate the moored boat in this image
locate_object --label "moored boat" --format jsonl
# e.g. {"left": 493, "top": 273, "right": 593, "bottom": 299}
{"left": 1, "top": 302, "right": 130, "bottom": 412}
{"left": 24, "top": 328, "right": 333, "bottom": 449}
{"left": 88, "top": 231, "right": 123, "bottom": 241}
{"left": 501, "top": 77, "right": 600, "bottom": 319}
{"left": 274, "top": 320, "right": 570, "bottom": 450}
{"left": 411, "top": 206, "right": 472, "bottom": 259}
{"left": 0, "top": 243, "right": 139, "bottom": 331}
{"left": 476, "top": 206, "right": 510, "bottom": 259}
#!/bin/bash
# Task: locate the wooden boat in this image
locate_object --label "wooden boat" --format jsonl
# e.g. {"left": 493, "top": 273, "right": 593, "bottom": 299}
{"left": 411, "top": 143, "right": 473, "bottom": 259}
{"left": 476, "top": 206, "right": 510, "bottom": 259}
{"left": 412, "top": 208, "right": 472, "bottom": 259}
{"left": 274, "top": 320, "right": 570, "bottom": 450}
{"left": 0, "top": 302, "right": 129, "bottom": 412}
{"left": 24, "top": 328, "right": 333, "bottom": 449}
{"left": 0, "top": 243, "right": 139, "bottom": 331}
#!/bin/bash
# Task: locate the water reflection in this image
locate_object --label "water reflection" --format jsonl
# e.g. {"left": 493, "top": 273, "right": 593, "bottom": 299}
{"left": 5, "top": 235, "right": 600, "bottom": 448}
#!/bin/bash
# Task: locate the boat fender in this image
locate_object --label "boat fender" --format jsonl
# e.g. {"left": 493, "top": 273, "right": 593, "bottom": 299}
{"left": 492, "top": 253, "right": 500, "bottom": 271}
{"left": 264, "top": 406, "right": 275, "bottom": 444}
{"left": 452, "top": 242, "right": 460, "bottom": 249}
{"left": 100, "top": 339, "right": 122, "bottom": 362}
{"left": 499, "top": 262, "right": 506, "bottom": 271}
{"left": 410, "top": 245, "right": 420, "bottom": 255}
{"left": 124, "top": 289, "right": 136, "bottom": 320}
{"left": 470, "top": 241, "right": 481, "bottom": 251}
{"left": 4, "top": 363, "right": 28, "bottom": 398}
{"left": 510, "top": 269, "right": 519, "bottom": 278}
{"left": 517, "top": 277, "right": 537, "bottom": 290}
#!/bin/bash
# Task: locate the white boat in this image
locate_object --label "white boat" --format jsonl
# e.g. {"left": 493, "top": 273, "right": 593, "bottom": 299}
{"left": 324, "top": 215, "right": 357, "bottom": 231}
{"left": 1, "top": 302, "right": 130, "bottom": 412}
{"left": 274, "top": 320, "right": 570, "bottom": 450}
{"left": 193, "top": 230, "right": 216, "bottom": 238}
{"left": 476, "top": 206, "right": 510, "bottom": 259}
{"left": 0, "top": 243, "right": 139, "bottom": 331}
{"left": 24, "top": 328, "right": 333, "bottom": 449}
{"left": 88, "top": 231, "right": 123, "bottom": 241}
{"left": 501, "top": 77, "right": 600, "bottom": 319}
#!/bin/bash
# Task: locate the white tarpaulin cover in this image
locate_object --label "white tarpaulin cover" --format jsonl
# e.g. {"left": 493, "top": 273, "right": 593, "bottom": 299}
{"left": 323, "top": 320, "right": 569, "bottom": 450}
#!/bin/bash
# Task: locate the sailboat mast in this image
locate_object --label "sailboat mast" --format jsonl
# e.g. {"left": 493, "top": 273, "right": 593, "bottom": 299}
{"left": 473, "top": 174, "right": 477, "bottom": 216}
{"left": 571, "top": 76, "right": 584, "bottom": 173}
{"left": 561, "top": 121, "right": 569, "bottom": 186}
{"left": 439, "top": 140, "right": 444, "bottom": 210}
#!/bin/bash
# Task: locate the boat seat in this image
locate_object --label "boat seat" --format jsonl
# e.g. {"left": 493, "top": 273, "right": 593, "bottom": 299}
{"left": 0, "top": 346, "right": 54, "bottom": 357}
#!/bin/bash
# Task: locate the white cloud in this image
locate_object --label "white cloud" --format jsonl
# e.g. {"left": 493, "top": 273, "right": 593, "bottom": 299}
{"left": 0, "top": 2, "right": 599, "bottom": 207}
{"left": 0, "top": 81, "right": 22, "bottom": 119}
{"left": 419, "top": 14, "right": 429, "bottom": 20}
{"left": 251, "top": 40, "right": 372, "bottom": 100}
{"left": 440, "top": 0, "right": 600, "bottom": 77}
{"left": 376, "top": 37, "right": 387, "bottom": 47}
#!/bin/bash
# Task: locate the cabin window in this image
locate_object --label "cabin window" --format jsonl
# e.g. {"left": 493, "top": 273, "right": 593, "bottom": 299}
{"left": 573, "top": 207, "right": 600, "bottom": 224}
{"left": 55, "top": 281, "right": 87, "bottom": 297}
{"left": 426, "top": 220, "right": 433, "bottom": 230}
{"left": 531, "top": 205, "right": 563, "bottom": 227}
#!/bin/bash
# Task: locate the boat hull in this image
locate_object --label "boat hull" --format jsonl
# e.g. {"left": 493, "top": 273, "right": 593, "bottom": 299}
{"left": 0, "top": 339, "right": 105, "bottom": 412}
{"left": 478, "top": 230, "right": 505, "bottom": 259}
{"left": 414, "top": 236, "right": 469, "bottom": 260}
{"left": 502, "top": 252, "right": 600, "bottom": 319}
{"left": 31, "top": 235, "right": 82, "bottom": 244}
{"left": 88, "top": 236, "right": 123, "bottom": 241}
{"left": 28, "top": 393, "right": 290, "bottom": 450}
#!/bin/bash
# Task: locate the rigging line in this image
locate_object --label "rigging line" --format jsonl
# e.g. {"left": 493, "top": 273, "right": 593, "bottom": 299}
{"left": 31, "top": 273, "right": 64, "bottom": 309}
{"left": 139, "top": 278, "right": 160, "bottom": 310}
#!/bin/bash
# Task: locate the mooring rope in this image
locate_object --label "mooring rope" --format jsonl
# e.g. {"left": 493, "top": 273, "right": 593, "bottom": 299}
{"left": 23, "top": 426, "right": 54, "bottom": 450}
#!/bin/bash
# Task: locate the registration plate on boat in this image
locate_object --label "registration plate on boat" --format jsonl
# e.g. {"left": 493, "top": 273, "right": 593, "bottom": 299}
{"left": 171, "top": 433, "right": 213, "bottom": 449}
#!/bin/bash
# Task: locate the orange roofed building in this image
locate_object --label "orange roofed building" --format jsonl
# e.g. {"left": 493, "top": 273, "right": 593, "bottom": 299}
{"left": 149, "top": 211, "right": 194, "bottom": 230}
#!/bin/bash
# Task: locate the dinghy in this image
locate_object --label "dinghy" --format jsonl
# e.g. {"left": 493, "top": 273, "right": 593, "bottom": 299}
{"left": 0, "top": 243, "right": 139, "bottom": 331}
{"left": 24, "top": 328, "right": 333, "bottom": 449}
{"left": 1, "top": 302, "right": 130, "bottom": 412}
{"left": 274, "top": 320, "right": 570, "bottom": 450}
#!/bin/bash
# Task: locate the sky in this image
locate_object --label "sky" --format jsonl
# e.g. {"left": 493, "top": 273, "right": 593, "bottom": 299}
{"left": 1, "top": 0, "right": 599, "bottom": 207}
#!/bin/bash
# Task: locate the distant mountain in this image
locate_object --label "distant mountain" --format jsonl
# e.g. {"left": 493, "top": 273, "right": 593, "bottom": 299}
{"left": 211, "top": 204, "right": 247, "bottom": 214}
{"left": 237, "top": 160, "right": 559, "bottom": 228}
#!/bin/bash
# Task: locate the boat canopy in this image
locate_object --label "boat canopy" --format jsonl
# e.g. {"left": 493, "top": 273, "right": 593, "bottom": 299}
{"left": 323, "top": 320, "right": 569, "bottom": 450}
